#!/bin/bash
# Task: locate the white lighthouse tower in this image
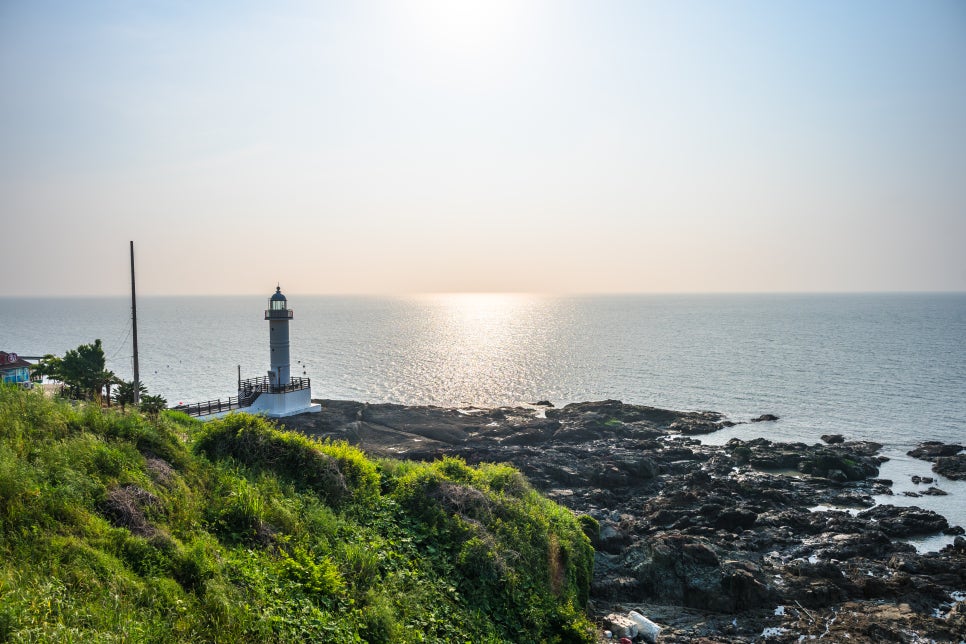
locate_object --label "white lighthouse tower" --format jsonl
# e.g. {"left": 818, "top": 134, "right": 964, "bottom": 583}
{"left": 267, "top": 286, "right": 292, "bottom": 386}
{"left": 240, "top": 286, "right": 321, "bottom": 418}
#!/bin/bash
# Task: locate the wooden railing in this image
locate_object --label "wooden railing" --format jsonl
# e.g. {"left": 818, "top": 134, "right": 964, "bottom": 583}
{"left": 170, "top": 395, "right": 248, "bottom": 417}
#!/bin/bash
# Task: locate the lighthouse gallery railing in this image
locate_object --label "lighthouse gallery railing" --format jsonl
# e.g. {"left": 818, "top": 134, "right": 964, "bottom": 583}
{"left": 238, "top": 376, "right": 310, "bottom": 396}
{"left": 170, "top": 377, "right": 311, "bottom": 417}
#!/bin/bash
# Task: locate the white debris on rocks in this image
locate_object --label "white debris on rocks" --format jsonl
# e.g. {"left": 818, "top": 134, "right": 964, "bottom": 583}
{"left": 604, "top": 611, "right": 663, "bottom": 643}
{"left": 761, "top": 626, "right": 788, "bottom": 637}
{"left": 628, "top": 610, "right": 662, "bottom": 643}
{"left": 603, "top": 613, "right": 637, "bottom": 640}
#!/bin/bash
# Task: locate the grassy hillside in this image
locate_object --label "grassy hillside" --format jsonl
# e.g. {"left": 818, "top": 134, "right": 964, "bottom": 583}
{"left": 0, "top": 386, "right": 594, "bottom": 643}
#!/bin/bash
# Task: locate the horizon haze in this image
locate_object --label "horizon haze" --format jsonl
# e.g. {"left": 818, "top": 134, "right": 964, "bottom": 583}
{"left": 2, "top": 1, "right": 965, "bottom": 297}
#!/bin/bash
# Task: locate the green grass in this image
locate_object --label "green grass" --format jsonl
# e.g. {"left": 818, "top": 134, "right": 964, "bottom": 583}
{"left": 0, "top": 386, "right": 594, "bottom": 642}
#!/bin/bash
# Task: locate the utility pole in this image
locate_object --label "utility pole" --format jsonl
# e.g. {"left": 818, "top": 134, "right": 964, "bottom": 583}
{"left": 130, "top": 241, "right": 140, "bottom": 405}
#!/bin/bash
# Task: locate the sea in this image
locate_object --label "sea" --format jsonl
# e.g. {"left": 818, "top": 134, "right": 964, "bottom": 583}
{"left": 3, "top": 292, "right": 965, "bottom": 549}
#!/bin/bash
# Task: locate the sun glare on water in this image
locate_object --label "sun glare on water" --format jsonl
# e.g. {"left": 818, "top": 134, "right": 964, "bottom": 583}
{"left": 409, "top": 293, "right": 554, "bottom": 406}
{"left": 433, "top": 292, "right": 532, "bottom": 324}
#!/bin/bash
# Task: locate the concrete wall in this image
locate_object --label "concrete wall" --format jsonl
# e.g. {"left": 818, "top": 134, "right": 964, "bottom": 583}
{"left": 245, "top": 388, "right": 320, "bottom": 418}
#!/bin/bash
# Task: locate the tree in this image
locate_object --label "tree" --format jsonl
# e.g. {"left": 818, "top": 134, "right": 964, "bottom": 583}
{"left": 139, "top": 394, "right": 167, "bottom": 416}
{"left": 114, "top": 380, "right": 148, "bottom": 410}
{"left": 36, "top": 339, "right": 116, "bottom": 403}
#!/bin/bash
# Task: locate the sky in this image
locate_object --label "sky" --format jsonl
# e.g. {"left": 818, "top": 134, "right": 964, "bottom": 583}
{"left": 1, "top": 0, "right": 965, "bottom": 296}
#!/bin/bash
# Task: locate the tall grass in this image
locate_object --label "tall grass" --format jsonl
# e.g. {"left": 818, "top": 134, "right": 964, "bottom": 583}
{"left": 0, "top": 386, "right": 594, "bottom": 642}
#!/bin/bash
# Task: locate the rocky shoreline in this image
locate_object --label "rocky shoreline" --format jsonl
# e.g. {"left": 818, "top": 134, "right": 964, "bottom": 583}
{"left": 283, "top": 399, "right": 966, "bottom": 643}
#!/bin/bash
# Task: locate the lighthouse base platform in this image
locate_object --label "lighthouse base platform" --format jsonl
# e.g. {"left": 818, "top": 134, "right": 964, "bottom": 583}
{"left": 246, "top": 387, "right": 321, "bottom": 418}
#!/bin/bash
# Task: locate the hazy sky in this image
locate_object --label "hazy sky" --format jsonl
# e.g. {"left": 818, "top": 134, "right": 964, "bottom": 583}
{"left": 2, "top": 1, "right": 964, "bottom": 296}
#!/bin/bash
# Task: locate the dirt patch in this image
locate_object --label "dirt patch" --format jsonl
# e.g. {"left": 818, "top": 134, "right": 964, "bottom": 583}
{"left": 99, "top": 485, "right": 160, "bottom": 537}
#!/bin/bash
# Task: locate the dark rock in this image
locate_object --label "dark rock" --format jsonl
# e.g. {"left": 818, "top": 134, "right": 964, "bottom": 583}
{"left": 283, "top": 399, "right": 966, "bottom": 641}
{"left": 821, "top": 434, "right": 845, "bottom": 444}
{"left": 551, "top": 424, "right": 602, "bottom": 442}
{"left": 629, "top": 532, "right": 774, "bottom": 612}
{"left": 840, "top": 440, "right": 883, "bottom": 456}
{"left": 748, "top": 449, "right": 801, "bottom": 470}
{"left": 829, "top": 492, "right": 875, "bottom": 508}
{"left": 786, "top": 559, "right": 845, "bottom": 580}
{"left": 921, "top": 486, "right": 948, "bottom": 496}
{"left": 661, "top": 446, "right": 700, "bottom": 460}
{"left": 714, "top": 508, "right": 758, "bottom": 531}
{"left": 669, "top": 418, "right": 721, "bottom": 435}
{"left": 533, "top": 400, "right": 554, "bottom": 407}
{"left": 597, "top": 521, "right": 632, "bottom": 554}
{"left": 546, "top": 400, "right": 723, "bottom": 431}
{"left": 933, "top": 454, "right": 966, "bottom": 480}
{"left": 827, "top": 469, "right": 848, "bottom": 482}
{"left": 593, "top": 464, "right": 631, "bottom": 487}
{"left": 907, "top": 441, "right": 964, "bottom": 461}
{"left": 858, "top": 505, "right": 949, "bottom": 537}
{"left": 499, "top": 419, "right": 561, "bottom": 446}
{"left": 797, "top": 450, "right": 878, "bottom": 480}
{"left": 611, "top": 453, "right": 659, "bottom": 479}
{"left": 751, "top": 414, "right": 779, "bottom": 423}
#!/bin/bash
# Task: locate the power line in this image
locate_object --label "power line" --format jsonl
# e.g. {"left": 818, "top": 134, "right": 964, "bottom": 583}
{"left": 107, "top": 321, "right": 133, "bottom": 361}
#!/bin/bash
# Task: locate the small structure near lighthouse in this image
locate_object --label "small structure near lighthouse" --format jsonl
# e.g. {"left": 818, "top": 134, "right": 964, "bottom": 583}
{"left": 172, "top": 286, "right": 320, "bottom": 418}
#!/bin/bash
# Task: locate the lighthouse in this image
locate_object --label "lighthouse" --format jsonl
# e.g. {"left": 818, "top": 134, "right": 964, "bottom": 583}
{"left": 171, "top": 286, "right": 320, "bottom": 419}
{"left": 266, "top": 286, "right": 292, "bottom": 386}
{"left": 239, "top": 286, "right": 321, "bottom": 418}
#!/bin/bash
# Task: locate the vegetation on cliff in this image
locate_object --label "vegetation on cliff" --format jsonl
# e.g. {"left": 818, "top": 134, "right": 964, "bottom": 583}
{"left": 0, "top": 386, "right": 594, "bottom": 642}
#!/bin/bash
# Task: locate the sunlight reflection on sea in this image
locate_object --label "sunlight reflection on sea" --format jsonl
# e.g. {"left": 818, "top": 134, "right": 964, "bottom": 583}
{"left": 4, "top": 292, "right": 965, "bottom": 540}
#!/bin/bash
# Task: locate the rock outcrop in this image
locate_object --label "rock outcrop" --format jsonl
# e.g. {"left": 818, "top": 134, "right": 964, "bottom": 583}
{"left": 285, "top": 400, "right": 966, "bottom": 643}
{"left": 934, "top": 454, "right": 966, "bottom": 481}
{"left": 908, "top": 441, "right": 966, "bottom": 481}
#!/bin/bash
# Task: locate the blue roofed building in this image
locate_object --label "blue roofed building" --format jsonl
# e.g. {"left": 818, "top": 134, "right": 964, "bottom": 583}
{"left": 1, "top": 352, "right": 34, "bottom": 386}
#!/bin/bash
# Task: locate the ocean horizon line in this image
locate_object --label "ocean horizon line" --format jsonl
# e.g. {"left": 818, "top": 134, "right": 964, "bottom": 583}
{"left": 3, "top": 289, "right": 965, "bottom": 299}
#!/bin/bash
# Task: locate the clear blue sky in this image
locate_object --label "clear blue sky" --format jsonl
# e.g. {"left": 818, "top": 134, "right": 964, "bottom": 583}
{"left": 2, "top": 0, "right": 964, "bottom": 295}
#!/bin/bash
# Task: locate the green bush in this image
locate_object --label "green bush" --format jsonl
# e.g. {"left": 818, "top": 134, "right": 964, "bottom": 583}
{"left": 0, "top": 385, "right": 594, "bottom": 642}
{"left": 577, "top": 514, "right": 600, "bottom": 544}
{"left": 194, "top": 414, "right": 350, "bottom": 505}
{"left": 389, "top": 455, "right": 594, "bottom": 640}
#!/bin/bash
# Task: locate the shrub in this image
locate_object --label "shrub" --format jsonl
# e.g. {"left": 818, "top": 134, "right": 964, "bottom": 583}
{"left": 280, "top": 545, "right": 345, "bottom": 602}
{"left": 0, "top": 391, "right": 595, "bottom": 643}
{"left": 194, "top": 414, "right": 349, "bottom": 505}
{"left": 358, "top": 591, "right": 401, "bottom": 644}
{"left": 388, "top": 455, "right": 594, "bottom": 641}
{"left": 577, "top": 514, "right": 600, "bottom": 544}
